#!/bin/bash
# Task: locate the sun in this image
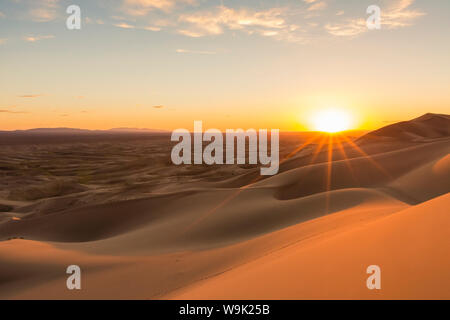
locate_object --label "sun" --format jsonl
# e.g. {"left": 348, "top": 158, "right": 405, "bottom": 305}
{"left": 311, "top": 109, "right": 352, "bottom": 133}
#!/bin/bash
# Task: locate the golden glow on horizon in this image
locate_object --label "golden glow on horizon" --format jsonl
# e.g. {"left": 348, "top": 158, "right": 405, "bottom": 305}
{"left": 311, "top": 109, "right": 353, "bottom": 133}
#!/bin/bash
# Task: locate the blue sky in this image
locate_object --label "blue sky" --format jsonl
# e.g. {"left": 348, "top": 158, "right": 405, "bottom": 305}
{"left": 0, "top": 0, "right": 449, "bottom": 130}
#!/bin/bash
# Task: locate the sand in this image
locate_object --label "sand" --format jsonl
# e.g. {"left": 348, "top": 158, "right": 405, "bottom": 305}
{"left": 0, "top": 113, "right": 449, "bottom": 299}
{"left": 170, "top": 194, "right": 450, "bottom": 300}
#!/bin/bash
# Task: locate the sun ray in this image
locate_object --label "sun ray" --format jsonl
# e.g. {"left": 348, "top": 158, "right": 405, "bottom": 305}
{"left": 284, "top": 133, "right": 320, "bottom": 160}
{"left": 308, "top": 134, "right": 328, "bottom": 165}
{"left": 181, "top": 133, "right": 324, "bottom": 234}
{"left": 325, "top": 134, "right": 333, "bottom": 214}
{"left": 340, "top": 134, "right": 392, "bottom": 179}
{"left": 334, "top": 133, "right": 359, "bottom": 185}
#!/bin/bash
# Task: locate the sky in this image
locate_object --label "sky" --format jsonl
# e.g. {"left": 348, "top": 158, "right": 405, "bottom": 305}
{"left": 0, "top": 0, "right": 449, "bottom": 131}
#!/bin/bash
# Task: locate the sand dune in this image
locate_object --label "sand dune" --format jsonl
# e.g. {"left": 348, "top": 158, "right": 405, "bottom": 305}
{"left": 0, "top": 113, "right": 449, "bottom": 299}
{"left": 170, "top": 194, "right": 450, "bottom": 300}
{"left": 0, "top": 194, "right": 408, "bottom": 299}
{"left": 258, "top": 139, "right": 449, "bottom": 202}
{"left": 358, "top": 113, "right": 450, "bottom": 142}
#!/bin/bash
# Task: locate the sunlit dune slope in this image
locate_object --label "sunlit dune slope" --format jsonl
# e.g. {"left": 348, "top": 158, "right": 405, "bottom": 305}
{"left": 170, "top": 193, "right": 450, "bottom": 300}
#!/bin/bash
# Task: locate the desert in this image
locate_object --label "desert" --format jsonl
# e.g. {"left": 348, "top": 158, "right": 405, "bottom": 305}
{"left": 0, "top": 113, "right": 448, "bottom": 299}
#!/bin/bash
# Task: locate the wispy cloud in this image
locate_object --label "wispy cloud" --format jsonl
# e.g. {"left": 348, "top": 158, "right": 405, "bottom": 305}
{"left": 85, "top": 17, "right": 105, "bottom": 25}
{"left": 139, "top": 0, "right": 424, "bottom": 42}
{"left": 176, "top": 6, "right": 302, "bottom": 42}
{"left": 325, "top": 0, "right": 425, "bottom": 37}
{"left": 18, "top": 94, "right": 44, "bottom": 98}
{"left": 0, "top": 11, "right": 5, "bottom": 18}
{"left": 114, "top": 22, "right": 136, "bottom": 29}
{"left": 122, "top": 0, "right": 196, "bottom": 16}
{"left": 0, "top": 38, "right": 7, "bottom": 45}
{"left": 143, "top": 26, "right": 161, "bottom": 31}
{"left": 111, "top": 15, "right": 129, "bottom": 21}
{"left": 307, "top": 1, "right": 327, "bottom": 12}
{"left": 28, "top": 0, "right": 60, "bottom": 22}
{"left": 179, "top": 6, "right": 286, "bottom": 36}
{"left": 0, "top": 109, "right": 29, "bottom": 114}
{"left": 5, "top": 0, "right": 424, "bottom": 44}
{"left": 325, "top": 18, "right": 366, "bottom": 37}
{"left": 382, "top": 0, "right": 425, "bottom": 28}
{"left": 176, "top": 49, "right": 216, "bottom": 55}
{"left": 152, "top": 105, "right": 165, "bottom": 109}
{"left": 114, "top": 22, "right": 162, "bottom": 32}
{"left": 24, "top": 35, "right": 55, "bottom": 42}
{"left": 177, "top": 29, "right": 203, "bottom": 37}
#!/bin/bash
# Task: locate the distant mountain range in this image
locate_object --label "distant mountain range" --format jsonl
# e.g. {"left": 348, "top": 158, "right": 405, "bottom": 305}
{"left": 1, "top": 113, "right": 448, "bottom": 140}
{"left": 0, "top": 127, "right": 170, "bottom": 145}
{"left": 0, "top": 127, "right": 169, "bottom": 134}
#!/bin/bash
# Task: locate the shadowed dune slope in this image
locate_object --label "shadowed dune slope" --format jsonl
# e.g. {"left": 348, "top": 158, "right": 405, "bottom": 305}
{"left": 256, "top": 139, "right": 449, "bottom": 202}
{"left": 358, "top": 113, "right": 450, "bottom": 142}
{"left": 0, "top": 188, "right": 404, "bottom": 250}
{"left": 0, "top": 136, "right": 448, "bottom": 249}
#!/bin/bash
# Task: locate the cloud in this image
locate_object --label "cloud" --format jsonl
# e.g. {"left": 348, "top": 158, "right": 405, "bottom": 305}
{"left": 307, "top": 1, "right": 327, "bottom": 12}
{"left": 325, "top": 18, "right": 366, "bottom": 37}
{"left": 29, "top": 8, "right": 56, "bottom": 22}
{"left": 1, "top": 0, "right": 427, "bottom": 45}
{"left": 382, "top": 0, "right": 425, "bottom": 28}
{"left": 181, "top": 7, "right": 286, "bottom": 34}
{"left": 114, "top": 22, "right": 136, "bottom": 29}
{"left": 152, "top": 105, "right": 165, "bottom": 109}
{"left": 143, "top": 26, "right": 161, "bottom": 31}
{"left": 325, "top": 0, "right": 425, "bottom": 37}
{"left": 176, "top": 49, "right": 216, "bottom": 54}
{"left": 114, "top": 22, "right": 162, "bottom": 31}
{"left": 177, "top": 29, "right": 203, "bottom": 37}
{"left": 18, "top": 94, "right": 44, "bottom": 98}
{"left": 0, "top": 110, "right": 29, "bottom": 114}
{"left": 0, "top": 38, "right": 7, "bottom": 45}
{"left": 28, "top": 0, "right": 60, "bottom": 22}
{"left": 177, "top": 6, "right": 299, "bottom": 41}
{"left": 85, "top": 17, "right": 104, "bottom": 25}
{"left": 20, "top": 0, "right": 419, "bottom": 44}
{"left": 51, "top": 1, "right": 419, "bottom": 44}
{"left": 24, "top": 35, "right": 55, "bottom": 42}
{"left": 111, "top": 15, "right": 129, "bottom": 21}
{"left": 122, "top": 0, "right": 195, "bottom": 16}
{"left": 0, "top": 11, "right": 5, "bottom": 18}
